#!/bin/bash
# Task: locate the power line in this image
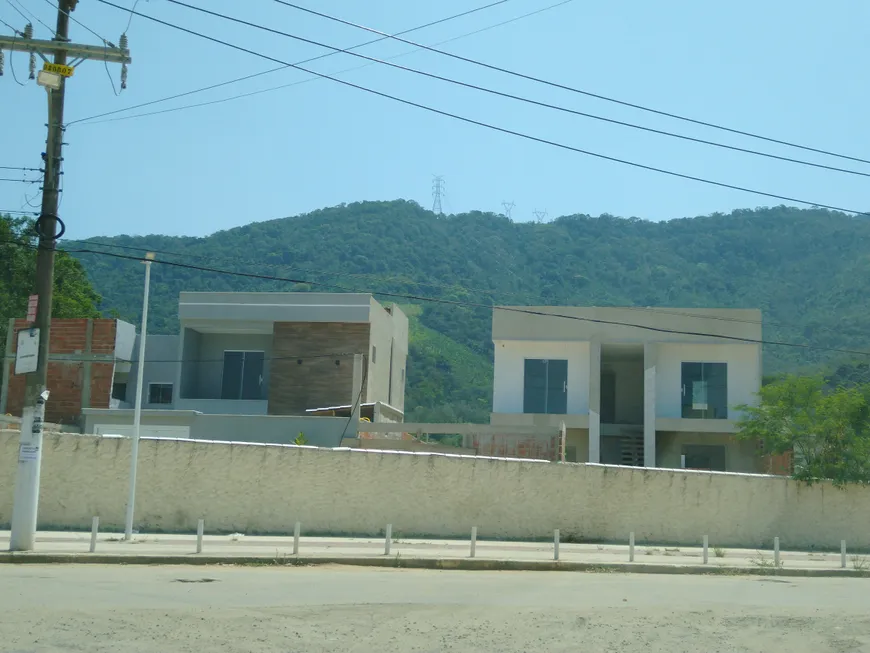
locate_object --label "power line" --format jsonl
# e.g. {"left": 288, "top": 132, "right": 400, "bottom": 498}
{"left": 6, "top": 0, "right": 52, "bottom": 34}
{"left": 3, "top": 231, "right": 862, "bottom": 344}
{"left": 272, "top": 0, "right": 870, "bottom": 168}
{"left": 67, "top": 0, "right": 515, "bottom": 126}
{"left": 0, "top": 177, "right": 40, "bottom": 183}
{"left": 92, "top": 1, "right": 870, "bottom": 216}
{"left": 0, "top": 13, "right": 23, "bottom": 33}
{"left": 41, "top": 0, "right": 113, "bottom": 45}
{"left": 9, "top": 237, "right": 870, "bottom": 358}
{"left": 0, "top": 22, "right": 27, "bottom": 85}
{"left": 0, "top": 208, "right": 39, "bottom": 215}
{"left": 74, "top": 2, "right": 574, "bottom": 128}
{"left": 0, "top": 166, "right": 42, "bottom": 172}
{"left": 56, "top": 236, "right": 824, "bottom": 336}
{"left": 74, "top": 237, "right": 870, "bottom": 341}
{"left": 161, "top": 0, "right": 870, "bottom": 180}
{"left": 0, "top": 349, "right": 364, "bottom": 364}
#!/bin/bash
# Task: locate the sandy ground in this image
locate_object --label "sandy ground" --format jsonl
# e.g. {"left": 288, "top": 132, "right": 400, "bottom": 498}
{"left": 2, "top": 565, "right": 870, "bottom": 652}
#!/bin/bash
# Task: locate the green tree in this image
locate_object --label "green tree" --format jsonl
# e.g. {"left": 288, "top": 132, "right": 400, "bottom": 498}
{"left": 0, "top": 214, "right": 102, "bottom": 347}
{"left": 736, "top": 375, "right": 870, "bottom": 486}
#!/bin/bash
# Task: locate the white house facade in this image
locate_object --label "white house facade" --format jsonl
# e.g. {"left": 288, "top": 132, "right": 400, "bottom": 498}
{"left": 490, "top": 306, "right": 763, "bottom": 472}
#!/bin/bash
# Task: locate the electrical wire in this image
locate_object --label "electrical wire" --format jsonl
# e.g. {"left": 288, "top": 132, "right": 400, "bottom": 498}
{"left": 66, "top": 234, "right": 863, "bottom": 340}
{"left": 0, "top": 348, "right": 365, "bottom": 364}
{"left": 6, "top": 0, "right": 51, "bottom": 34}
{"left": 8, "top": 236, "right": 870, "bottom": 358}
{"left": 340, "top": 362, "right": 368, "bottom": 441}
{"left": 68, "top": 0, "right": 517, "bottom": 126}
{"left": 91, "top": 1, "right": 870, "bottom": 217}
{"left": 41, "top": 0, "right": 113, "bottom": 45}
{"left": 0, "top": 177, "right": 40, "bottom": 183}
{"left": 0, "top": 23, "right": 27, "bottom": 85}
{"left": 273, "top": 0, "right": 870, "bottom": 168}
{"left": 163, "top": 0, "right": 870, "bottom": 180}
{"left": 123, "top": 0, "right": 142, "bottom": 34}
{"left": 0, "top": 166, "right": 41, "bottom": 172}
{"left": 72, "top": 1, "right": 577, "bottom": 127}
{"left": 0, "top": 14, "right": 18, "bottom": 32}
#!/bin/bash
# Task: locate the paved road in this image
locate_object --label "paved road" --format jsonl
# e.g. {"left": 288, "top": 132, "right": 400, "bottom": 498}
{"left": 2, "top": 565, "right": 870, "bottom": 652}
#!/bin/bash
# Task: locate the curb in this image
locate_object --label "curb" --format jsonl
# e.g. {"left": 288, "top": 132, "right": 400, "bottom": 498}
{"left": 0, "top": 553, "right": 868, "bottom": 577}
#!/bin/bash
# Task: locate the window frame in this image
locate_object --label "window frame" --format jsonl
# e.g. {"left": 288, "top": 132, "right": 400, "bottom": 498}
{"left": 220, "top": 350, "right": 266, "bottom": 401}
{"left": 523, "top": 358, "right": 568, "bottom": 415}
{"left": 147, "top": 382, "right": 174, "bottom": 405}
{"left": 680, "top": 361, "right": 728, "bottom": 419}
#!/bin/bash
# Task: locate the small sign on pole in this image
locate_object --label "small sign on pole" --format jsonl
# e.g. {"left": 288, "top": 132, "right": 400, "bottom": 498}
{"left": 26, "top": 295, "right": 38, "bottom": 323}
{"left": 15, "top": 329, "right": 39, "bottom": 375}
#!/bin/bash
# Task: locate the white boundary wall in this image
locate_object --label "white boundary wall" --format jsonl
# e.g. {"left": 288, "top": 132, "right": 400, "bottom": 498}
{"left": 1, "top": 432, "right": 869, "bottom": 548}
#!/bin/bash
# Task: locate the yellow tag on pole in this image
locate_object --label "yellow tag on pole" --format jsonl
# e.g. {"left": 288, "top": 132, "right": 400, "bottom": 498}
{"left": 42, "top": 62, "right": 74, "bottom": 77}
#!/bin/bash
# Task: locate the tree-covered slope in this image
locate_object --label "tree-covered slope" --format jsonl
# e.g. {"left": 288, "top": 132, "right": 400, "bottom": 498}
{"left": 70, "top": 200, "right": 870, "bottom": 421}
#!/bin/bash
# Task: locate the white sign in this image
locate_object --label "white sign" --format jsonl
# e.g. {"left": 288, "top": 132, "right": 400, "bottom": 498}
{"left": 18, "top": 444, "right": 39, "bottom": 462}
{"left": 15, "top": 329, "right": 39, "bottom": 375}
{"left": 26, "top": 294, "right": 38, "bottom": 322}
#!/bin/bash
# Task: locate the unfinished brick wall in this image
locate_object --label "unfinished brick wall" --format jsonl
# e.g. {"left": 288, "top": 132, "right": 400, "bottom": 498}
{"left": 3, "top": 319, "right": 118, "bottom": 425}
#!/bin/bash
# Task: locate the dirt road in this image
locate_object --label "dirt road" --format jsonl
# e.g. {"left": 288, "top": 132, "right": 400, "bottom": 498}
{"left": 2, "top": 565, "right": 869, "bottom": 652}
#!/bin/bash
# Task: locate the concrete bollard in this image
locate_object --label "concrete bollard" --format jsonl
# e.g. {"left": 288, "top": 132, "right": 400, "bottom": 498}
{"left": 703, "top": 535, "right": 709, "bottom": 564}
{"left": 629, "top": 532, "right": 635, "bottom": 562}
{"left": 293, "top": 521, "right": 301, "bottom": 555}
{"left": 89, "top": 516, "right": 99, "bottom": 553}
{"left": 385, "top": 524, "right": 392, "bottom": 555}
{"left": 554, "top": 529, "right": 560, "bottom": 561}
{"left": 470, "top": 526, "right": 477, "bottom": 558}
{"left": 842, "top": 540, "right": 847, "bottom": 569}
{"left": 774, "top": 537, "right": 780, "bottom": 568}
{"left": 196, "top": 519, "right": 204, "bottom": 554}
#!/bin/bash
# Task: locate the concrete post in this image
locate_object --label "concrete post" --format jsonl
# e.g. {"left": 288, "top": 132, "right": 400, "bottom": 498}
{"left": 89, "top": 516, "right": 99, "bottom": 553}
{"left": 774, "top": 537, "right": 780, "bottom": 567}
{"left": 0, "top": 318, "right": 15, "bottom": 415}
{"left": 841, "top": 540, "right": 847, "bottom": 569}
{"left": 554, "top": 529, "right": 560, "bottom": 561}
{"left": 470, "top": 526, "right": 477, "bottom": 558}
{"left": 351, "top": 354, "right": 364, "bottom": 437}
{"left": 703, "top": 535, "right": 709, "bottom": 564}
{"left": 588, "top": 339, "right": 601, "bottom": 463}
{"left": 629, "top": 532, "right": 635, "bottom": 562}
{"left": 643, "top": 342, "right": 657, "bottom": 468}
{"left": 293, "top": 521, "right": 301, "bottom": 555}
{"left": 384, "top": 524, "right": 392, "bottom": 555}
{"left": 196, "top": 519, "right": 204, "bottom": 554}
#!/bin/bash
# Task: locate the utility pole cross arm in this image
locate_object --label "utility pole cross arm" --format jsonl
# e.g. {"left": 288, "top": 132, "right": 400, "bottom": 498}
{"left": 0, "top": 36, "right": 131, "bottom": 64}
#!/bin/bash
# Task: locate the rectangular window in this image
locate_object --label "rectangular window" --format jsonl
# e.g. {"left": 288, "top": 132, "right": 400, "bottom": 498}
{"left": 681, "top": 362, "right": 727, "bottom": 419}
{"left": 148, "top": 383, "right": 173, "bottom": 405}
{"left": 682, "top": 444, "right": 726, "bottom": 471}
{"left": 112, "top": 382, "right": 127, "bottom": 402}
{"left": 523, "top": 359, "right": 568, "bottom": 414}
{"left": 221, "top": 351, "right": 265, "bottom": 400}
{"left": 372, "top": 345, "right": 377, "bottom": 364}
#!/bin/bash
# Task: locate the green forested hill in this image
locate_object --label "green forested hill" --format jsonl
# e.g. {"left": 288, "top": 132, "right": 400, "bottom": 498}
{"left": 69, "top": 200, "right": 870, "bottom": 422}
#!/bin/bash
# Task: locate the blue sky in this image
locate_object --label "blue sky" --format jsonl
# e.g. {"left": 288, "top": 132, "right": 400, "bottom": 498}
{"left": 2, "top": 0, "right": 868, "bottom": 239}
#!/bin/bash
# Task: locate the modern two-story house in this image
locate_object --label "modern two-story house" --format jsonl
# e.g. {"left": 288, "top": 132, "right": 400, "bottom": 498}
{"left": 489, "top": 306, "right": 763, "bottom": 473}
{"left": 81, "top": 292, "right": 408, "bottom": 442}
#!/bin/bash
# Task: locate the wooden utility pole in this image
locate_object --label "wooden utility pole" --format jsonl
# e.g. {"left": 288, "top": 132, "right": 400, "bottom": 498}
{"left": 1, "top": 1, "right": 131, "bottom": 551}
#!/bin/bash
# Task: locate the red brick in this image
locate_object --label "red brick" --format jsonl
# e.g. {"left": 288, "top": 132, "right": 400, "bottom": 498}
{"left": 5, "top": 318, "right": 120, "bottom": 425}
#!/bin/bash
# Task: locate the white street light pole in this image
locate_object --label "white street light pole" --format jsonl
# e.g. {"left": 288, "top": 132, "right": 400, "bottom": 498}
{"left": 124, "top": 252, "right": 154, "bottom": 540}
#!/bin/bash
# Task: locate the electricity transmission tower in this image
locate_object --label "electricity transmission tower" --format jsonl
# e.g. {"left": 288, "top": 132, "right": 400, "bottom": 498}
{"left": 1, "top": 0, "right": 131, "bottom": 552}
{"left": 533, "top": 209, "right": 549, "bottom": 223}
{"left": 501, "top": 200, "right": 515, "bottom": 219}
{"left": 432, "top": 175, "right": 445, "bottom": 215}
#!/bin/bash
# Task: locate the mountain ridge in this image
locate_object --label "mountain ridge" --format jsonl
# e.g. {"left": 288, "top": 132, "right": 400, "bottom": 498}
{"left": 71, "top": 200, "right": 870, "bottom": 421}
